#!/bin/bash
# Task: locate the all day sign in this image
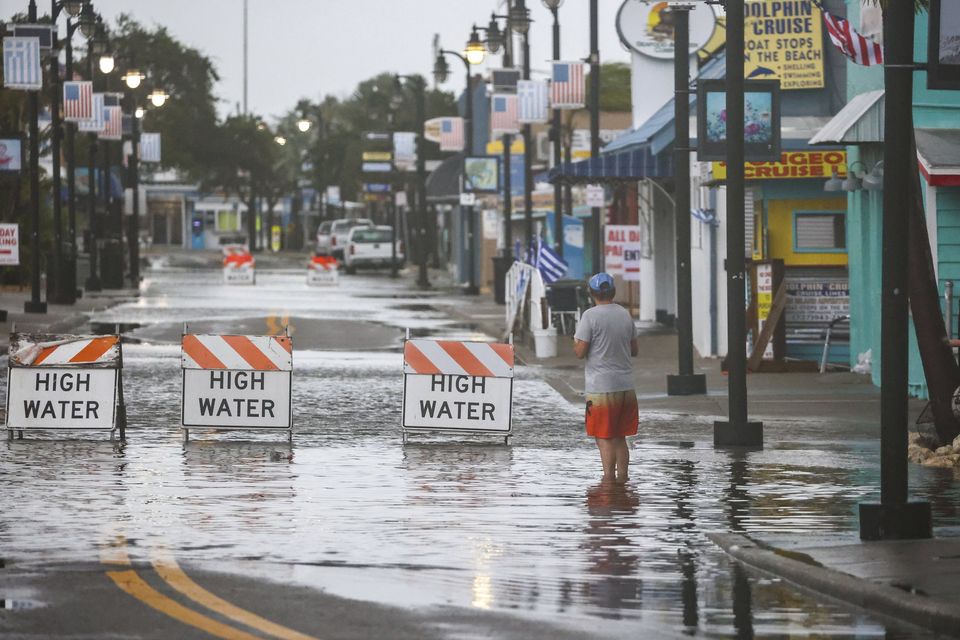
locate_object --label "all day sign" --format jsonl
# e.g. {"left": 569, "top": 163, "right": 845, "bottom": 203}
{"left": 744, "top": 0, "right": 825, "bottom": 90}
{"left": 604, "top": 225, "right": 642, "bottom": 280}
{"left": 0, "top": 223, "right": 19, "bottom": 265}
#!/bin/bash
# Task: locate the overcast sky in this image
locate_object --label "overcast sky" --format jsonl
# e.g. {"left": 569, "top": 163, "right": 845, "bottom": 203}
{"left": 32, "top": 0, "right": 634, "bottom": 121}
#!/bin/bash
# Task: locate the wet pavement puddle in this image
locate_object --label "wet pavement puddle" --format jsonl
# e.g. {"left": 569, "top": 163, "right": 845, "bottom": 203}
{"left": 1, "top": 268, "right": 958, "bottom": 637}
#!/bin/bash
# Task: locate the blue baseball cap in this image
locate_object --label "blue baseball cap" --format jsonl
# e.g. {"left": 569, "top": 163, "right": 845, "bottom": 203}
{"left": 588, "top": 272, "right": 615, "bottom": 293}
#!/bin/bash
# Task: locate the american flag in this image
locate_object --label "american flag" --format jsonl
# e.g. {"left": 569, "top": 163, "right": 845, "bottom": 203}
{"left": 3, "top": 37, "right": 42, "bottom": 90}
{"left": 518, "top": 79, "right": 549, "bottom": 124}
{"left": 78, "top": 93, "right": 105, "bottom": 132}
{"left": 550, "top": 61, "right": 585, "bottom": 109}
{"left": 439, "top": 117, "right": 464, "bottom": 152}
{"left": 99, "top": 106, "right": 123, "bottom": 140}
{"left": 63, "top": 81, "right": 93, "bottom": 121}
{"left": 820, "top": 4, "right": 883, "bottom": 66}
{"left": 490, "top": 93, "right": 519, "bottom": 134}
{"left": 536, "top": 239, "right": 568, "bottom": 284}
{"left": 140, "top": 133, "right": 162, "bottom": 163}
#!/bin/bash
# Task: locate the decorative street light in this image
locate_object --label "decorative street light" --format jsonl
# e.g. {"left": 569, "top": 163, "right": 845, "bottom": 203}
{"left": 296, "top": 116, "right": 312, "bottom": 133}
{"left": 148, "top": 88, "right": 168, "bottom": 107}
{"left": 122, "top": 68, "right": 144, "bottom": 89}
{"left": 274, "top": 135, "right": 287, "bottom": 146}
{"left": 464, "top": 26, "right": 486, "bottom": 65}
{"left": 485, "top": 13, "right": 503, "bottom": 54}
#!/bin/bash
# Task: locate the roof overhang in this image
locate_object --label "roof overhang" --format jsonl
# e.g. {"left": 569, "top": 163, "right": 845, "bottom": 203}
{"left": 809, "top": 90, "right": 885, "bottom": 145}
{"left": 917, "top": 128, "right": 960, "bottom": 187}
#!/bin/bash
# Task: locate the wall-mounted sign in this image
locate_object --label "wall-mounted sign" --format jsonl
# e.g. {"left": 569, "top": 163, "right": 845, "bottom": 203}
{"left": 0, "top": 223, "right": 20, "bottom": 266}
{"left": 463, "top": 156, "right": 500, "bottom": 193}
{"left": 362, "top": 162, "right": 392, "bottom": 173}
{"left": 928, "top": 0, "right": 960, "bottom": 90}
{"left": 615, "top": 0, "right": 718, "bottom": 60}
{"left": 0, "top": 139, "right": 23, "bottom": 172}
{"left": 696, "top": 79, "right": 782, "bottom": 162}
{"left": 744, "top": 0, "right": 825, "bottom": 90}
{"left": 711, "top": 150, "right": 847, "bottom": 181}
{"left": 362, "top": 151, "right": 392, "bottom": 162}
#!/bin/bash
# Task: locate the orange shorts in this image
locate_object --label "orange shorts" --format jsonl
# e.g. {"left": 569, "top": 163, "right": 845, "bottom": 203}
{"left": 585, "top": 390, "right": 638, "bottom": 439}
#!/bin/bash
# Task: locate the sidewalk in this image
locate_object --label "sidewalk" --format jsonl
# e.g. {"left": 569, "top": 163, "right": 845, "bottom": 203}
{"left": 430, "top": 276, "right": 959, "bottom": 638}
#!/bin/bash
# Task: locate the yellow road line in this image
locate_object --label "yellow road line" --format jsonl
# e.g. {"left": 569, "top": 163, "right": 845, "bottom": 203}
{"left": 106, "top": 570, "right": 262, "bottom": 640}
{"left": 100, "top": 536, "right": 132, "bottom": 566}
{"left": 151, "top": 547, "right": 319, "bottom": 640}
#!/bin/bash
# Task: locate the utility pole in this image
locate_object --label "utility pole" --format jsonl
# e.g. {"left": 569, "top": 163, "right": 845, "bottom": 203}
{"left": 713, "top": 0, "right": 762, "bottom": 446}
{"left": 666, "top": 7, "right": 706, "bottom": 397}
{"left": 588, "top": 0, "right": 601, "bottom": 274}
{"left": 549, "top": 2, "right": 563, "bottom": 257}
{"left": 24, "top": 0, "right": 47, "bottom": 313}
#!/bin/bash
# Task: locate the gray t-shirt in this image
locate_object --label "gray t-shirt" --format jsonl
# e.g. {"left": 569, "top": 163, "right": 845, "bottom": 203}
{"left": 574, "top": 303, "right": 636, "bottom": 393}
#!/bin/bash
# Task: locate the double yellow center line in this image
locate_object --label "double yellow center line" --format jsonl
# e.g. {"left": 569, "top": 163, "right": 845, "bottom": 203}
{"left": 102, "top": 538, "right": 317, "bottom": 640}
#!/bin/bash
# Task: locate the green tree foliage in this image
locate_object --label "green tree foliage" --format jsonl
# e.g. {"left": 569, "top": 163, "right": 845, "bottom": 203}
{"left": 591, "top": 62, "right": 632, "bottom": 113}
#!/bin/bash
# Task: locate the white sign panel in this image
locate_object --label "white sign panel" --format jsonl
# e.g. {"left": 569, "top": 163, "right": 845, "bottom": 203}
{"left": 403, "top": 374, "right": 512, "bottom": 432}
{"left": 307, "top": 267, "right": 338, "bottom": 286}
{"left": 6, "top": 368, "right": 117, "bottom": 429}
{"left": 615, "top": 0, "right": 718, "bottom": 60}
{"left": 604, "top": 225, "right": 642, "bottom": 276}
{"left": 460, "top": 192, "right": 476, "bottom": 206}
{"left": 0, "top": 223, "right": 19, "bottom": 265}
{"left": 182, "top": 369, "right": 291, "bottom": 428}
{"left": 223, "top": 267, "right": 255, "bottom": 284}
{"left": 623, "top": 245, "right": 641, "bottom": 282}
{"left": 586, "top": 184, "right": 605, "bottom": 208}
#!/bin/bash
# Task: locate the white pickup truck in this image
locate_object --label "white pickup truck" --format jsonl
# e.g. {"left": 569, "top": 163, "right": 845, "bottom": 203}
{"left": 329, "top": 218, "right": 373, "bottom": 260}
{"left": 342, "top": 225, "right": 403, "bottom": 274}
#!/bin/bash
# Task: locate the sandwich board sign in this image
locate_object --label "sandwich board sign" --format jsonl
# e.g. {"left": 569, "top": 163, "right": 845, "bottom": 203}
{"left": 401, "top": 338, "right": 515, "bottom": 443}
{"left": 5, "top": 333, "right": 125, "bottom": 439}
{"left": 307, "top": 254, "right": 338, "bottom": 286}
{"left": 180, "top": 332, "right": 293, "bottom": 441}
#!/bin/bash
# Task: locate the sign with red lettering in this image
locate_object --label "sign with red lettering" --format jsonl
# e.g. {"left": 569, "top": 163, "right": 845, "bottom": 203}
{"left": 604, "top": 225, "right": 642, "bottom": 278}
{"left": 712, "top": 150, "right": 847, "bottom": 180}
{"left": 0, "top": 223, "right": 19, "bottom": 265}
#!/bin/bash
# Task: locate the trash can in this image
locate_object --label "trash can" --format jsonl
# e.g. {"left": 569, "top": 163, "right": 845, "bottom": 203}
{"left": 100, "top": 239, "right": 124, "bottom": 290}
{"left": 533, "top": 328, "right": 558, "bottom": 358}
{"left": 492, "top": 256, "right": 512, "bottom": 305}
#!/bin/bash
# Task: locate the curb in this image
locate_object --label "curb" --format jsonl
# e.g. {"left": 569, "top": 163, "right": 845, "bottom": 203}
{"left": 708, "top": 532, "right": 960, "bottom": 638}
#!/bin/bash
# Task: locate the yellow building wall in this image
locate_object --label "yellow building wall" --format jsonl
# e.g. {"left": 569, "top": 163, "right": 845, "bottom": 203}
{"left": 762, "top": 197, "right": 849, "bottom": 267}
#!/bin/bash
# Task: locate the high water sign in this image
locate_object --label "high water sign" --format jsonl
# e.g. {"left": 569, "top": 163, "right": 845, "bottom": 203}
{"left": 744, "top": 0, "right": 825, "bottom": 90}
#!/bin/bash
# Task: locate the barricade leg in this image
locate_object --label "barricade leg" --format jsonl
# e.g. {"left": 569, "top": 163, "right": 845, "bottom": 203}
{"left": 182, "top": 429, "right": 189, "bottom": 443}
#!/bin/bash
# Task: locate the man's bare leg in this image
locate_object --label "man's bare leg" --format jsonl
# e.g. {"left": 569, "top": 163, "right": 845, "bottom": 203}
{"left": 614, "top": 437, "right": 630, "bottom": 483}
{"left": 595, "top": 437, "right": 618, "bottom": 481}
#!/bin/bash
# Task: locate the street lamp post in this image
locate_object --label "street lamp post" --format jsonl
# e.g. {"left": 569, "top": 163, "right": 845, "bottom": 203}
{"left": 510, "top": 0, "right": 535, "bottom": 254}
{"left": 397, "top": 74, "right": 430, "bottom": 289}
{"left": 543, "top": 0, "right": 563, "bottom": 257}
{"left": 24, "top": 0, "right": 47, "bottom": 313}
{"left": 588, "top": 0, "right": 600, "bottom": 274}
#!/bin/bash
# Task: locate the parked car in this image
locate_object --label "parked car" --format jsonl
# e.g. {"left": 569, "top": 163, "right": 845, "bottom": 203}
{"left": 330, "top": 218, "right": 373, "bottom": 259}
{"left": 343, "top": 225, "right": 403, "bottom": 274}
{"left": 315, "top": 221, "right": 333, "bottom": 255}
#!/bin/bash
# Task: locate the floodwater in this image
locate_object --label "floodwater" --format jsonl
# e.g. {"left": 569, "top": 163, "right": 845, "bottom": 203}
{"left": 2, "top": 265, "right": 959, "bottom": 638}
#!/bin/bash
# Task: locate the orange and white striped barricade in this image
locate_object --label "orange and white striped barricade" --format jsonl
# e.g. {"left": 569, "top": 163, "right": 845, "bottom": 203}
{"left": 222, "top": 245, "right": 255, "bottom": 285}
{"left": 180, "top": 330, "right": 293, "bottom": 441}
{"left": 401, "top": 338, "right": 515, "bottom": 444}
{"left": 307, "top": 255, "right": 338, "bottom": 286}
{"left": 5, "top": 332, "right": 125, "bottom": 440}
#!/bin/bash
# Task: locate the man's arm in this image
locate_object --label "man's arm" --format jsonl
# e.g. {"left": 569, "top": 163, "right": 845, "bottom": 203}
{"left": 630, "top": 337, "right": 639, "bottom": 357}
{"left": 574, "top": 339, "right": 590, "bottom": 359}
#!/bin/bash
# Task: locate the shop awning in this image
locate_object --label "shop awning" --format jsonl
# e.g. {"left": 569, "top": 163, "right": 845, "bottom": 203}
{"left": 426, "top": 152, "right": 462, "bottom": 204}
{"left": 809, "top": 90, "right": 884, "bottom": 145}
{"left": 546, "top": 147, "right": 670, "bottom": 185}
{"left": 917, "top": 128, "right": 960, "bottom": 187}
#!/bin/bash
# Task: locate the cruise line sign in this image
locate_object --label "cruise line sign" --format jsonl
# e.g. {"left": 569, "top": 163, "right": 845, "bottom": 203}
{"left": 744, "top": 0, "right": 825, "bottom": 90}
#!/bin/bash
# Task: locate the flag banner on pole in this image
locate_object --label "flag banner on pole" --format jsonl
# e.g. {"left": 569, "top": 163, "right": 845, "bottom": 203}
{"left": 818, "top": 2, "right": 883, "bottom": 66}
{"left": 63, "top": 81, "right": 93, "bottom": 121}
{"left": 491, "top": 93, "right": 520, "bottom": 135}
{"left": 99, "top": 106, "right": 123, "bottom": 140}
{"left": 140, "top": 133, "right": 162, "bottom": 163}
{"left": 518, "top": 79, "right": 550, "bottom": 124}
{"left": 393, "top": 131, "right": 416, "bottom": 167}
{"left": 78, "top": 93, "right": 105, "bottom": 132}
{"left": 536, "top": 239, "right": 568, "bottom": 284}
{"left": 492, "top": 69, "right": 521, "bottom": 93}
{"left": 102, "top": 92, "right": 122, "bottom": 107}
{"left": 3, "top": 37, "right": 42, "bottom": 90}
{"left": 121, "top": 114, "right": 134, "bottom": 137}
{"left": 550, "top": 61, "right": 585, "bottom": 109}
{"left": 439, "top": 117, "right": 464, "bottom": 152}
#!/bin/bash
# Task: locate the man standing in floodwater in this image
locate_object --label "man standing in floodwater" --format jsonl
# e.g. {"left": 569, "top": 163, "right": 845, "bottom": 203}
{"left": 574, "top": 273, "right": 639, "bottom": 483}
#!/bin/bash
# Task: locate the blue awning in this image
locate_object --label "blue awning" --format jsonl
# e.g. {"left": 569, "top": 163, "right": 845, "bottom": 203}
{"left": 546, "top": 147, "right": 671, "bottom": 185}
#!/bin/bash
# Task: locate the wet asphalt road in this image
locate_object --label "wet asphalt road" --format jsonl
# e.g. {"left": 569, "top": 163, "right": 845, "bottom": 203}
{"left": 2, "top": 262, "right": 959, "bottom": 639}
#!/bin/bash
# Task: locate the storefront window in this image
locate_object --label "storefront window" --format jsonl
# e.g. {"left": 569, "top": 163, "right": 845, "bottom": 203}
{"left": 215, "top": 209, "right": 240, "bottom": 232}
{"left": 794, "top": 212, "right": 846, "bottom": 252}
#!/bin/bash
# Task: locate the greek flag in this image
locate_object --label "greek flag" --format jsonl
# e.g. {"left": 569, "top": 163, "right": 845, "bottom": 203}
{"left": 139, "top": 133, "right": 161, "bottom": 163}
{"left": 517, "top": 79, "right": 549, "bottom": 124}
{"left": 3, "top": 37, "right": 42, "bottom": 90}
{"left": 536, "top": 240, "right": 568, "bottom": 284}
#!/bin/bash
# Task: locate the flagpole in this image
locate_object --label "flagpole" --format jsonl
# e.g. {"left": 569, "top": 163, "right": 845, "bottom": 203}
{"left": 24, "top": 0, "right": 46, "bottom": 313}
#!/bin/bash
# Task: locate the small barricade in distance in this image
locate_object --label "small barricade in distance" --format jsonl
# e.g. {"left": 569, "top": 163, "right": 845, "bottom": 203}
{"left": 180, "top": 328, "right": 293, "bottom": 442}
{"left": 5, "top": 332, "right": 126, "bottom": 440}
{"left": 223, "top": 245, "right": 255, "bottom": 285}
{"left": 307, "top": 255, "right": 338, "bottom": 286}
{"left": 401, "top": 337, "right": 515, "bottom": 444}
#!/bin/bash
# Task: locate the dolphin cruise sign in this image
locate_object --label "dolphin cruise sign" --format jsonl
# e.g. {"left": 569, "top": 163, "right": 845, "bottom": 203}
{"left": 744, "top": 0, "right": 825, "bottom": 90}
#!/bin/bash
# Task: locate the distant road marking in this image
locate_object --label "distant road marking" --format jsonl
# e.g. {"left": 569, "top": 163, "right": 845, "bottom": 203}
{"left": 100, "top": 536, "right": 132, "bottom": 566}
{"left": 151, "top": 547, "right": 319, "bottom": 640}
{"left": 106, "top": 569, "right": 262, "bottom": 640}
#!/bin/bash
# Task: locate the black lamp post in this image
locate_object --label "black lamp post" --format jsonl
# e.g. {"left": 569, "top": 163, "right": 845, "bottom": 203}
{"left": 588, "top": 0, "right": 600, "bottom": 274}
{"left": 22, "top": 0, "right": 46, "bottom": 313}
{"left": 508, "top": 0, "right": 534, "bottom": 255}
{"left": 543, "top": 0, "right": 563, "bottom": 257}
{"left": 396, "top": 74, "right": 430, "bottom": 289}
{"left": 84, "top": 19, "right": 109, "bottom": 292}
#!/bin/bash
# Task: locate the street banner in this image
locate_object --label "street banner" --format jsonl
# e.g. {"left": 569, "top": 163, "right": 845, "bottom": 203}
{"left": 0, "top": 139, "right": 22, "bottom": 172}
{"left": 517, "top": 79, "right": 549, "bottom": 124}
{"left": 180, "top": 334, "right": 293, "bottom": 433}
{"left": 550, "top": 61, "right": 585, "bottom": 109}
{"left": 99, "top": 106, "right": 123, "bottom": 141}
{"left": 78, "top": 93, "right": 105, "bottom": 132}
{"left": 423, "top": 117, "right": 444, "bottom": 144}
{"left": 326, "top": 186, "right": 341, "bottom": 206}
{"left": 0, "top": 223, "right": 19, "bottom": 265}
{"left": 402, "top": 339, "right": 515, "bottom": 439}
{"left": 3, "top": 37, "right": 42, "bottom": 90}
{"left": 604, "top": 225, "right": 642, "bottom": 278}
{"left": 744, "top": 0, "right": 825, "bottom": 89}
{"left": 491, "top": 94, "right": 520, "bottom": 135}
{"left": 492, "top": 69, "right": 521, "bottom": 93}
{"left": 5, "top": 333, "right": 123, "bottom": 436}
{"left": 439, "top": 117, "right": 465, "bottom": 152}
{"left": 140, "top": 133, "right": 161, "bottom": 163}
{"left": 393, "top": 132, "right": 416, "bottom": 168}
{"left": 63, "top": 81, "right": 93, "bottom": 121}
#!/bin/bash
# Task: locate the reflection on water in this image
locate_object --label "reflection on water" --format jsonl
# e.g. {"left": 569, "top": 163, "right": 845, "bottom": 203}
{"left": 0, "top": 269, "right": 954, "bottom": 638}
